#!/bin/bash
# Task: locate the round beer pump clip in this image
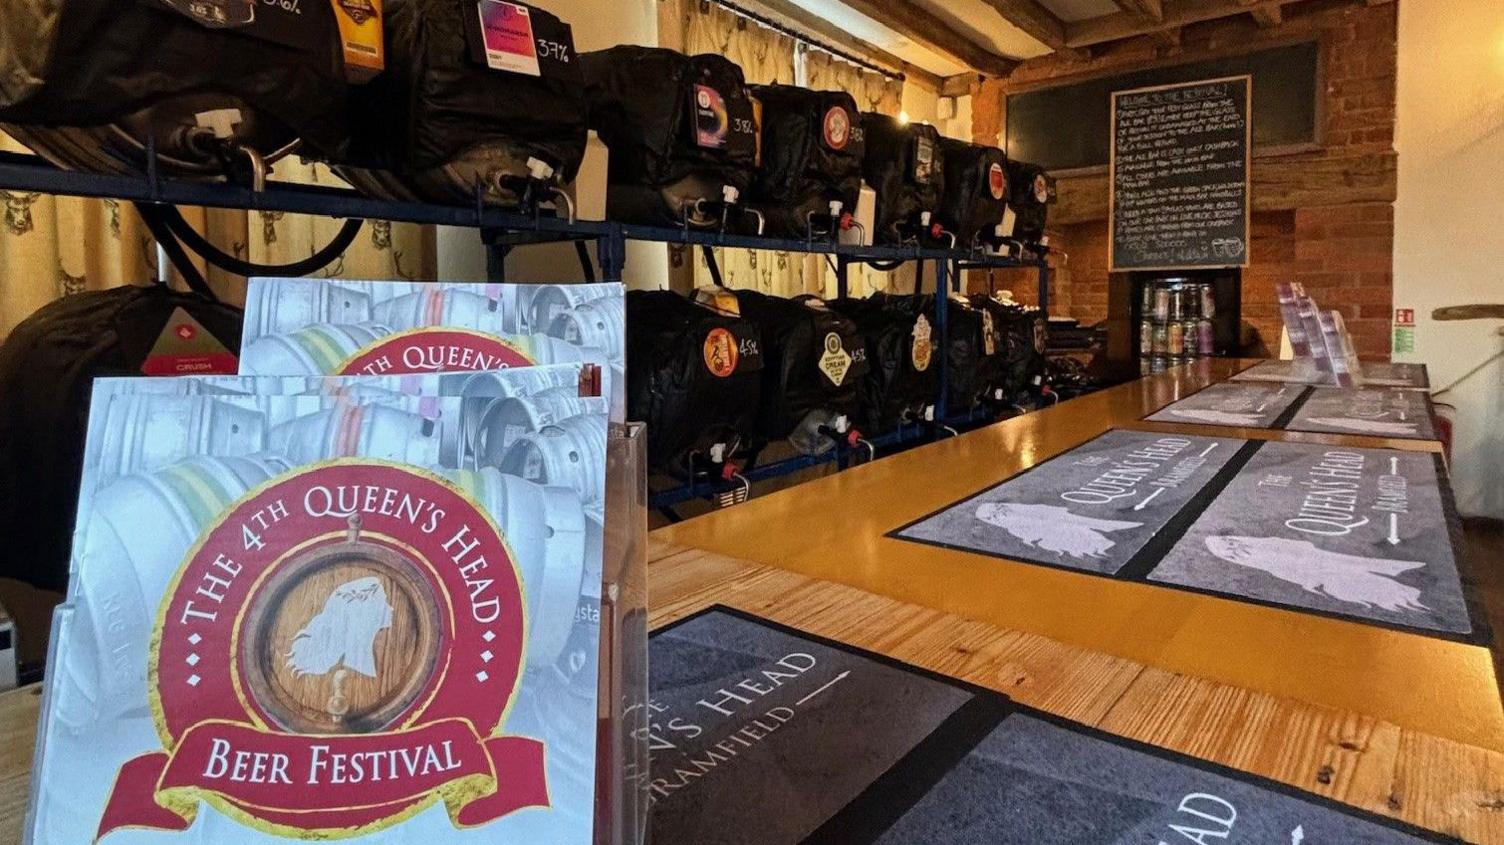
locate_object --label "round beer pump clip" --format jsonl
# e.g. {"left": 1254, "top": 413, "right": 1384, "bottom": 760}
{"left": 989, "top": 163, "right": 1008, "bottom": 201}
{"left": 703, "top": 327, "right": 740, "bottom": 378}
{"left": 823, "top": 107, "right": 852, "bottom": 151}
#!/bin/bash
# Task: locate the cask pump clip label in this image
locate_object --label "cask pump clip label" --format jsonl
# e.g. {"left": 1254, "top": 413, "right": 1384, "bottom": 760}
{"left": 98, "top": 461, "right": 547, "bottom": 839}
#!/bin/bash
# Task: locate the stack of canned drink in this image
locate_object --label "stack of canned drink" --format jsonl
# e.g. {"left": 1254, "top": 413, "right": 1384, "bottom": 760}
{"left": 1139, "top": 279, "right": 1216, "bottom": 374}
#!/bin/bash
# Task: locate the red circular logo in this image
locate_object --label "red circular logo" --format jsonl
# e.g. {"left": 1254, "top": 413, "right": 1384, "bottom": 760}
{"left": 703, "top": 327, "right": 740, "bottom": 378}
{"left": 98, "top": 463, "right": 547, "bottom": 839}
{"left": 988, "top": 163, "right": 1008, "bottom": 201}
{"left": 823, "top": 106, "right": 852, "bottom": 151}
{"left": 339, "top": 329, "right": 537, "bottom": 376}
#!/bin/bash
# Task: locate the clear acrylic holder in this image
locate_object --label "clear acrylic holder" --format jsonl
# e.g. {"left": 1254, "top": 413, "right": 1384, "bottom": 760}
{"left": 599, "top": 422, "right": 649, "bottom": 845}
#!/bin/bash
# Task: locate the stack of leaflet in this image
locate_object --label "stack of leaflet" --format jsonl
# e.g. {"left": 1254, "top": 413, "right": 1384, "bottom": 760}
{"left": 26, "top": 280, "right": 645, "bottom": 845}
{"left": 1276, "top": 282, "right": 1365, "bottom": 387}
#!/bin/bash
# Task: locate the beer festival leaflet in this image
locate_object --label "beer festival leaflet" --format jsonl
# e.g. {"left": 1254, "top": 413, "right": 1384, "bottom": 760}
{"left": 28, "top": 366, "right": 608, "bottom": 844}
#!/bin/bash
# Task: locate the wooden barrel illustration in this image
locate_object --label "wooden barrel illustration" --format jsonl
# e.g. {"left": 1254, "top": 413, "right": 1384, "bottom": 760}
{"left": 240, "top": 323, "right": 390, "bottom": 376}
{"left": 244, "top": 279, "right": 374, "bottom": 339}
{"left": 70, "top": 455, "right": 292, "bottom": 728}
{"left": 268, "top": 402, "right": 443, "bottom": 467}
{"left": 444, "top": 468, "right": 589, "bottom": 668}
{"left": 238, "top": 531, "right": 444, "bottom": 735}
{"left": 471, "top": 395, "right": 606, "bottom": 468}
{"left": 546, "top": 296, "right": 626, "bottom": 357}
{"left": 498, "top": 413, "right": 609, "bottom": 506}
{"left": 371, "top": 286, "right": 510, "bottom": 335}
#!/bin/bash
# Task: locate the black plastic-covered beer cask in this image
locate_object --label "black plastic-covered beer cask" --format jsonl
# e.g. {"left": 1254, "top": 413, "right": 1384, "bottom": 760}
{"left": 969, "top": 295, "right": 1047, "bottom": 403}
{"left": 582, "top": 47, "right": 760, "bottom": 229}
{"left": 336, "top": 0, "right": 589, "bottom": 208}
{"left": 625, "top": 290, "right": 763, "bottom": 472}
{"left": 829, "top": 293, "right": 939, "bottom": 434}
{"left": 0, "top": 0, "right": 348, "bottom": 176}
{"left": 939, "top": 139, "right": 1010, "bottom": 247}
{"left": 860, "top": 114, "right": 946, "bottom": 245}
{"left": 939, "top": 295, "right": 1008, "bottom": 412}
{"left": 746, "top": 85, "right": 865, "bottom": 239}
{"left": 1005, "top": 158, "right": 1057, "bottom": 244}
{"left": 730, "top": 290, "right": 869, "bottom": 445}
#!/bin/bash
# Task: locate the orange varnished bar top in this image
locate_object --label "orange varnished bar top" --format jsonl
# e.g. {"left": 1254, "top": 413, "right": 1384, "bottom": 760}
{"left": 655, "top": 359, "right": 1503, "bottom": 750}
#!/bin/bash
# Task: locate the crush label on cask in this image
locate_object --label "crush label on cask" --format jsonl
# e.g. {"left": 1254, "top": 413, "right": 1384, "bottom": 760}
{"left": 97, "top": 462, "right": 547, "bottom": 839}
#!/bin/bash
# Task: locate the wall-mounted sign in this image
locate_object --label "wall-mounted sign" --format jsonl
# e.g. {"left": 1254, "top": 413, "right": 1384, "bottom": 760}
{"left": 1110, "top": 75, "right": 1251, "bottom": 272}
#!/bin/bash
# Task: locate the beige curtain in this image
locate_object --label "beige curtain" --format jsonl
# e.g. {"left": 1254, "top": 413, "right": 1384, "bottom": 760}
{"left": 683, "top": 2, "right": 816, "bottom": 298}
{"left": 0, "top": 135, "right": 435, "bottom": 339}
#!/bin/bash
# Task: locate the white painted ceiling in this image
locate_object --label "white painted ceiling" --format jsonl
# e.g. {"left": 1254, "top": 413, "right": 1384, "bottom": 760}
{"left": 912, "top": 0, "right": 1054, "bottom": 62}
{"left": 787, "top": 0, "right": 975, "bottom": 76}
{"left": 783, "top": 0, "right": 1129, "bottom": 79}
{"left": 782, "top": 0, "right": 1124, "bottom": 77}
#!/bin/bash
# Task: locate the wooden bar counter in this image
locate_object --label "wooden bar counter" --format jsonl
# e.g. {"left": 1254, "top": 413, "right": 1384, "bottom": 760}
{"left": 0, "top": 361, "right": 1499, "bottom": 842}
{"left": 658, "top": 360, "right": 1504, "bottom": 752}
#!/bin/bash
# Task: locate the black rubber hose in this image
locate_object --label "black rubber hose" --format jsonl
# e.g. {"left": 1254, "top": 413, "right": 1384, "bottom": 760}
{"left": 135, "top": 206, "right": 217, "bottom": 301}
{"left": 575, "top": 240, "right": 597, "bottom": 283}
{"left": 143, "top": 203, "right": 364, "bottom": 278}
{"left": 701, "top": 245, "right": 724, "bottom": 288}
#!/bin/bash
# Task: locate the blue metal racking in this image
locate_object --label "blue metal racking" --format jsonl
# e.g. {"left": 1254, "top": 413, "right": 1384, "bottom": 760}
{"left": 0, "top": 149, "right": 1052, "bottom": 509}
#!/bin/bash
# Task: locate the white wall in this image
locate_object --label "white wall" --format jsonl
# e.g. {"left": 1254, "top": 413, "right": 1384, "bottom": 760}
{"left": 902, "top": 82, "right": 941, "bottom": 126}
{"left": 436, "top": 0, "right": 670, "bottom": 290}
{"left": 1394, "top": 1, "right": 1504, "bottom": 518}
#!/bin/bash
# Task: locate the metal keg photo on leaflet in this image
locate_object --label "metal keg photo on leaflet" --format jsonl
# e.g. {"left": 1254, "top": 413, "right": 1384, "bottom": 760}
{"left": 26, "top": 366, "right": 609, "bottom": 844}
{"left": 891, "top": 429, "right": 1485, "bottom": 642}
{"left": 644, "top": 608, "right": 1459, "bottom": 845}
{"left": 239, "top": 277, "right": 627, "bottom": 418}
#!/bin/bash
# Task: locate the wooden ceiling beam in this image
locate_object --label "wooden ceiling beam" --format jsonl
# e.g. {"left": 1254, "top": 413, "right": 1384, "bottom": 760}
{"left": 976, "top": 0, "right": 1076, "bottom": 55}
{"left": 941, "top": 73, "right": 983, "bottom": 98}
{"left": 1251, "top": 4, "right": 1282, "bottom": 26}
{"left": 831, "top": 0, "right": 1021, "bottom": 77}
{"left": 1065, "top": 0, "right": 1301, "bottom": 49}
{"left": 1112, "top": 0, "right": 1165, "bottom": 23}
{"left": 736, "top": 0, "right": 946, "bottom": 89}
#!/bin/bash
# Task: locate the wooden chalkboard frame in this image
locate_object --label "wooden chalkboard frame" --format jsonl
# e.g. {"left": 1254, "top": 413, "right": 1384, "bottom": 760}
{"left": 1109, "top": 74, "right": 1252, "bottom": 273}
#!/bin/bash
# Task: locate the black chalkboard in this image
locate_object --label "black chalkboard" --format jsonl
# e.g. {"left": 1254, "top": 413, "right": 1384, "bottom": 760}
{"left": 1110, "top": 76, "right": 1250, "bottom": 272}
{"left": 1005, "top": 41, "right": 1317, "bottom": 172}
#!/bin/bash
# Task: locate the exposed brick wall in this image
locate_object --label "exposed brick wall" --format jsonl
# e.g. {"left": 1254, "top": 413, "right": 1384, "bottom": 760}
{"left": 972, "top": 0, "right": 1398, "bottom": 360}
